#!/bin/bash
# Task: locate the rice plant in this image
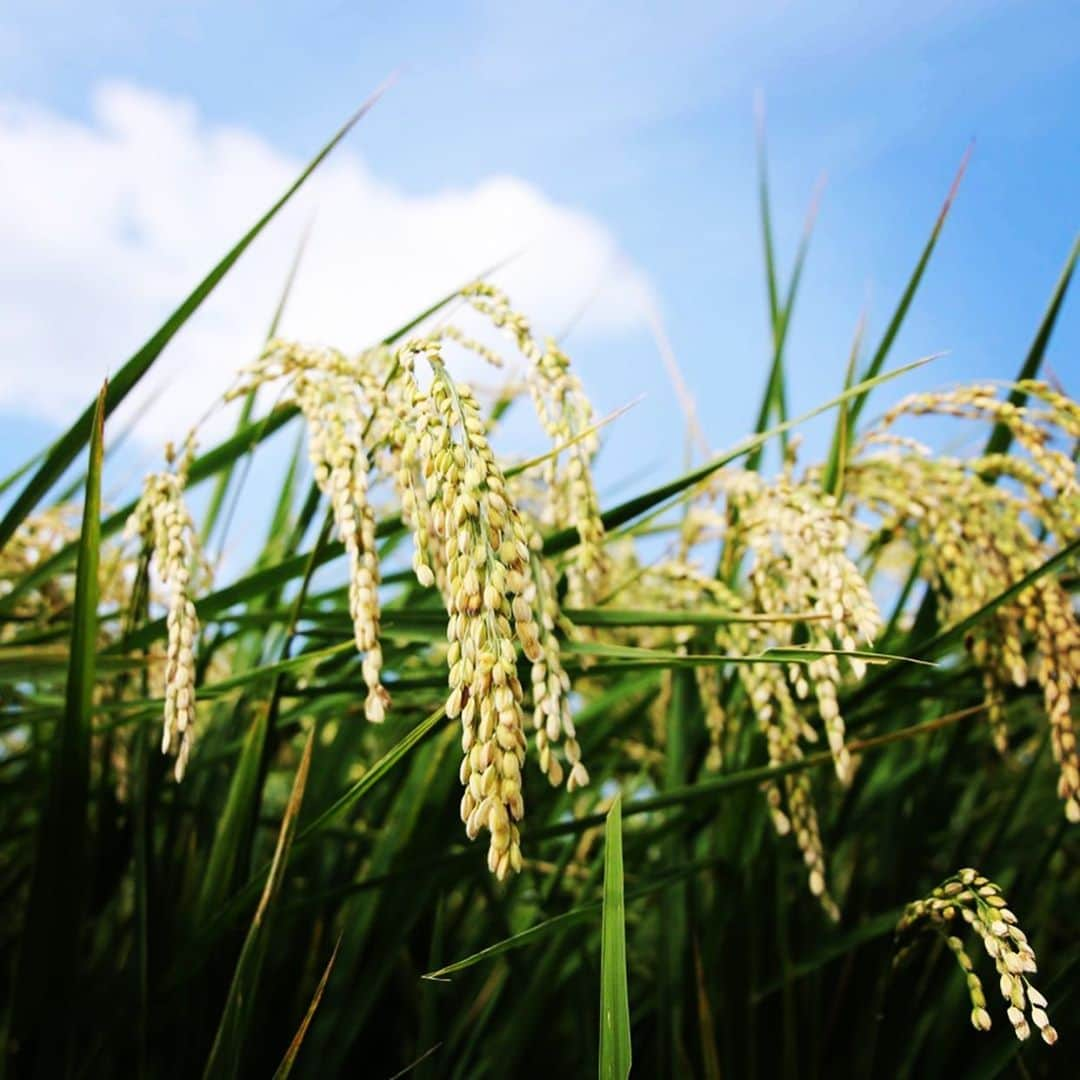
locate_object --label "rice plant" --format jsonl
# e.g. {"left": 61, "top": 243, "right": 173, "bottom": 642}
{"left": 1, "top": 104, "right": 1077, "bottom": 1080}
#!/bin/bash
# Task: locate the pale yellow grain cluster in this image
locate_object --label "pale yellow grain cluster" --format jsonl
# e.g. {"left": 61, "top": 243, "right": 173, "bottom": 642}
{"left": 207, "top": 293, "right": 599, "bottom": 874}
{"left": 458, "top": 282, "right": 609, "bottom": 606}
{"left": 897, "top": 869, "right": 1057, "bottom": 1044}
{"left": 852, "top": 381, "right": 1080, "bottom": 820}
{"left": 388, "top": 341, "right": 587, "bottom": 875}
{"left": 124, "top": 437, "right": 203, "bottom": 779}
{"left": 736, "top": 620, "right": 840, "bottom": 920}
{"left": 0, "top": 508, "right": 80, "bottom": 632}
{"left": 523, "top": 538, "right": 590, "bottom": 792}
{"left": 617, "top": 557, "right": 844, "bottom": 919}
{"left": 723, "top": 472, "right": 882, "bottom": 786}
{"left": 881, "top": 382, "right": 1078, "bottom": 499}
{"left": 1, "top": 507, "right": 135, "bottom": 633}
{"left": 236, "top": 339, "right": 397, "bottom": 723}
{"left": 296, "top": 368, "right": 388, "bottom": 723}
{"left": 417, "top": 354, "right": 530, "bottom": 878}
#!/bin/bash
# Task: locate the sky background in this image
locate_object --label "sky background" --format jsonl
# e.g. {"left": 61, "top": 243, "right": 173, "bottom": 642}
{"left": 0, "top": 1, "right": 1077, "bottom": 559}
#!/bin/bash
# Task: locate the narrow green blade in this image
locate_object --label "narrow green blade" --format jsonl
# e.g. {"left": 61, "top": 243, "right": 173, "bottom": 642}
{"left": 0, "top": 448, "right": 45, "bottom": 497}
{"left": 823, "top": 148, "right": 970, "bottom": 492}
{"left": 983, "top": 232, "right": 1079, "bottom": 456}
{"left": 534, "top": 706, "right": 981, "bottom": 840}
{"left": 565, "top": 637, "right": 932, "bottom": 669}
{"left": 755, "top": 95, "right": 781, "bottom": 330}
{"left": 748, "top": 161, "right": 824, "bottom": 471}
{"left": 422, "top": 860, "right": 714, "bottom": 982}
{"left": 11, "top": 381, "right": 106, "bottom": 1066}
{"left": 195, "top": 709, "right": 270, "bottom": 922}
{"left": 849, "top": 148, "right": 970, "bottom": 417}
{"left": 295, "top": 704, "right": 445, "bottom": 842}
{"left": 599, "top": 795, "right": 631, "bottom": 1080}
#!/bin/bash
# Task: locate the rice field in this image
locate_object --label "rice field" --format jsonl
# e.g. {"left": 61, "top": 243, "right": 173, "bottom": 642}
{"left": 1, "top": 103, "right": 1077, "bottom": 1079}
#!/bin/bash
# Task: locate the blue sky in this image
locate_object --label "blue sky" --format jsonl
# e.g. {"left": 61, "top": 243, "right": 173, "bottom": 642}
{"left": 1, "top": 1, "right": 1077, "bottom": 535}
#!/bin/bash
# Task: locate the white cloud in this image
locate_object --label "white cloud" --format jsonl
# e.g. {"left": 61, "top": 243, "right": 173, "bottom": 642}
{"left": 0, "top": 81, "right": 653, "bottom": 446}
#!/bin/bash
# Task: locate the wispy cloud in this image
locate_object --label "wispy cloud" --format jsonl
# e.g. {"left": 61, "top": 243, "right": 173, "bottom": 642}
{"left": 0, "top": 81, "right": 653, "bottom": 444}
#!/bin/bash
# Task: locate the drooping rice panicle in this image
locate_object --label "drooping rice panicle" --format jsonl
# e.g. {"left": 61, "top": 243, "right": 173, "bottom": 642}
{"left": 458, "top": 281, "right": 609, "bottom": 605}
{"left": 402, "top": 342, "right": 588, "bottom": 874}
{"left": 851, "top": 382, "right": 1080, "bottom": 819}
{"left": 896, "top": 869, "right": 1058, "bottom": 1045}
{"left": 611, "top": 555, "right": 847, "bottom": 919}
{"left": 294, "top": 366, "right": 388, "bottom": 723}
{"left": 196, "top": 285, "right": 599, "bottom": 874}
{"left": 721, "top": 471, "right": 882, "bottom": 786}
{"left": 124, "top": 435, "right": 204, "bottom": 779}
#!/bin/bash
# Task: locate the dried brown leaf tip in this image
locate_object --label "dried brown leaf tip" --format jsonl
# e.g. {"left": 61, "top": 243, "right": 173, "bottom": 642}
{"left": 896, "top": 869, "right": 1057, "bottom": 1045}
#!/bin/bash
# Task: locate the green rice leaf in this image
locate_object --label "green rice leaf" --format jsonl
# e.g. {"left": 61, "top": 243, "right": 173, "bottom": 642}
{"left": 423, "top": 857, "right": 719, "bottom": 982}
{"left": 565, "top": 608, "right": 830, "bottom": 628}
{"left": 0, "top": 447, "right": 45, "bottom": 498}
{"left": 983, "top": 232, "right": 1079, "bottom": 456}
{"left": 565, "top": 639, "right": 933, "bottom": 668}
{"left": 823, "top": 148, "right": 970, "bottom": 493}
{"left": 10, "top": 381, "right": 106, "bottom": 1066}
{"left": 600, "top": 795, "right": 631, "bottom": 1080}
{"left": 195, "top": 708, "right": 271, "bottom": 923}
{"left": 747, "top": 111, "right": 824, "bottom": 471}
{"left": 295, "top": 703, "right": 446, "bottom": 843}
